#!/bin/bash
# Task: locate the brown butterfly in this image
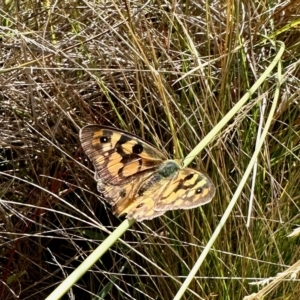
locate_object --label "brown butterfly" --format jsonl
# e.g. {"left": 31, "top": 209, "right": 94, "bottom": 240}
{"left": 80, "top": 125, "right": 215, "bottom": 221}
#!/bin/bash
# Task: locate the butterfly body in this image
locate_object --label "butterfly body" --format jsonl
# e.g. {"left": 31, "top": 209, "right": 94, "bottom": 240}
{"left": 80, "top": 125, "right": 215, "bottom": 221}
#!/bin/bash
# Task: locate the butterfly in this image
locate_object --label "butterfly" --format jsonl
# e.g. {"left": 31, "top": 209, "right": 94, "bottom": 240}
{"left": 80, "top": 125, "right": 215, "bottom": 221}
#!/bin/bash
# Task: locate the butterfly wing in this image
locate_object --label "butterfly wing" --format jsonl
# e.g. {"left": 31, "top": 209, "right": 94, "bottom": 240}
{"left": 94, "top": 171, "right": 151, "bottom": 206}
{"left": 154, "top": 168, "right": 215, "bottom": 211}
{"left": 80, "top": 125, "right": 167, "bottom": 205}
{"left": 113, "top": 162, "right": 215, "bottom": 221}
{"left": 113, "top": 174, "right": 171, "bottom": 221}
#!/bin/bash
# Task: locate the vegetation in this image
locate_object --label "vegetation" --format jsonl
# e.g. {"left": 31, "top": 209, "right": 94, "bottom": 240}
{"left": 1, "top": 1, "right": 300, "bottom": 299}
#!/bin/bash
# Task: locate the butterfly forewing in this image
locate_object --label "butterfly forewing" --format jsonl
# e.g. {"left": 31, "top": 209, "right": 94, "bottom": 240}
{"left": 154, "top": 168, "right": 215, "bottom": 211}
{"left": 80, "top": 125, "right": 166, "bottom": 185}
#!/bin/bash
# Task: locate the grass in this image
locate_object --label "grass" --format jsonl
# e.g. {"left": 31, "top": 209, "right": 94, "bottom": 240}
{"left": 1, "top": 1, "right": 300, "bottom": 299}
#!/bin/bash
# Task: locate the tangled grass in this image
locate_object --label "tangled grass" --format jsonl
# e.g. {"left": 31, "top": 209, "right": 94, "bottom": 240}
{"left": 1, "top": 1, "right": 300, "bottom": 299}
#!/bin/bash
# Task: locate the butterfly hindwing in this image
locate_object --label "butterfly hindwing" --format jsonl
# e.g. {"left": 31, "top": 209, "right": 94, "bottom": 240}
{"left": 113, "top": 160, "right": 179, "bottom": 220}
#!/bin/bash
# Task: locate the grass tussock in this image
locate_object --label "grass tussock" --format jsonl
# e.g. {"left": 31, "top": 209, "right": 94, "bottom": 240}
{"left": 1, "top": 1, "right": 300, "bottom": 299}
